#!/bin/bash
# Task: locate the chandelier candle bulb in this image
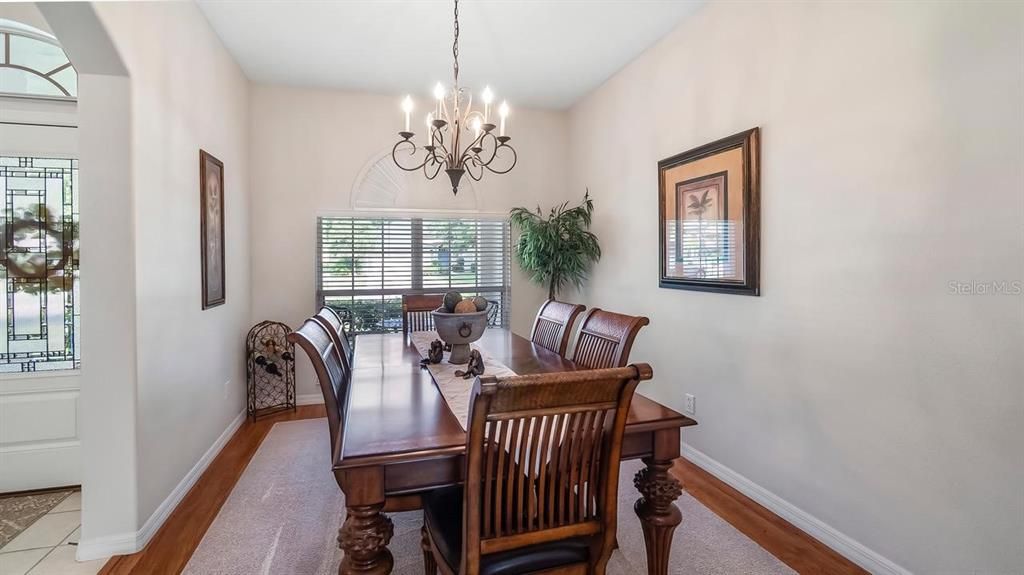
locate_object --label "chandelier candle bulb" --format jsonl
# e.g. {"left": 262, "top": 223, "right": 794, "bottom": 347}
{"left": 482, "top": 85, "right": 494, "bottom": 121}
{"left": 426, "top": 112, "right": 434, "bottom": 146}
{"left": 434, "top": 82, "right": 445, "bottom": 118}
{"left": 499, "top": 100, "right": 509, "bottom": 137}
{"left": 401, "top": 95, "right": 414, "bottom": 133}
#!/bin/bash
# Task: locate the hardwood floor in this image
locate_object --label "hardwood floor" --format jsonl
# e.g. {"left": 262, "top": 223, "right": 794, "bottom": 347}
{"left": 99, "top": 405, "right": 327, "bottom": 575}
{"left": 101, "top": 405, "right": 864, "bottom": 575}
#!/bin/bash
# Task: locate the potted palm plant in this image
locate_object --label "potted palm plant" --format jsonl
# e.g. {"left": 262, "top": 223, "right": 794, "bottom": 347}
{"left": 509, "top": 192, "right": 601, "bottom": 300}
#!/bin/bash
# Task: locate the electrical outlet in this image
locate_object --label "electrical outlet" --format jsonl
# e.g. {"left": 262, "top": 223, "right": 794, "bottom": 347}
{"left": 684, "top": 394, "right": 696, "bottom": 415}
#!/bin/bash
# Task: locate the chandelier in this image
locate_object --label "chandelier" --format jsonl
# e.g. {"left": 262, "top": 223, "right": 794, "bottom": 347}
{"left": 392, "top": 0, "right": 517, "bottom": 195}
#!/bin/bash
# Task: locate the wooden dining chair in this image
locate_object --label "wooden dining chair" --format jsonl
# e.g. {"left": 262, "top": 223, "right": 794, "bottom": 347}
{"left": 314, "top": 305, "right": 353, "bottom": 372}
{"left": 485, "top": 299, "right": 502, "bottom": 328}
{"left": 320, "top": 304, "right": 349, "bottom": 333}
{"left": 529, "top": 299, "right": 586, "bottom": 357}
{"left": 286, "top": 318, "right": 351, "bottom": 488}
{"left": 421, "top": 363, "right": 653, "bottom": 575}
{"left": 569, "top": 309, "right": 650, "bottom": 369}
{"left": 403, "top": 294, "right": 444, "bottom": 336}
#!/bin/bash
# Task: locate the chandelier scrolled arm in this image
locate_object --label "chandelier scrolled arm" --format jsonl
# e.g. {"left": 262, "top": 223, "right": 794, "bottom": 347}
{"left": 477, "top": 132, "right": 517, "bottom": 175}
{"left": 391, "top": 139, "right": 445, "bottom": 181}
{"left": 464, "top": 157, "right": 484, "bottom": 182}
{"left": 459, "top": 129, "right": 516, "bottom": 176}
{"left": 391, "top": 139, "right": 431, "bottom": 173}
{"left": 392, "top": 125, "right": 451, "bottom": 181}
{"left": 485, "top": 143, "right": 517, "bottom": 175}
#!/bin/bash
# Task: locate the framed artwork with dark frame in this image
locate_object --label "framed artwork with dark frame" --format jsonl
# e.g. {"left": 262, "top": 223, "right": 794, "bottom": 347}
{"left": 200, "top": 149, "right": 226, "bottom": 309}
{"left": 658, "top": 128, "right": 760, "bottom": 296}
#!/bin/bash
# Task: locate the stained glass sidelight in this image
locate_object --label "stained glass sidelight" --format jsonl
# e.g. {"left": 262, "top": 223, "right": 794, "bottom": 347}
{"left": 0, "top": 156, "right": 79, "bottom": 372}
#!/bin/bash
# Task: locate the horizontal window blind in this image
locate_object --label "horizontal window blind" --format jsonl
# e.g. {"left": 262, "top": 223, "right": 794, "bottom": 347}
{"left": 317, "top": 216, "right": 510, "bottom": 334}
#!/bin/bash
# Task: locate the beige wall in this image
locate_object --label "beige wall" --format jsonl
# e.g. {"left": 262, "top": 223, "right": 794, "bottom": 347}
{"left": 0, "top": 2, "right": 51, "bottom": 32}
{"left": 93, "top": 1, "right": 252, "bottom": 532}
{"left": 249, "top": 84, "right": 572, "bottom": 398}
{"left": 569, "top": 1, "right": 1024, "bottom": 573}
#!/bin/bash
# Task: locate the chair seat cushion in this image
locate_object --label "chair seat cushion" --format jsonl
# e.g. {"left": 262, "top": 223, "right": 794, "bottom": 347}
{"left": 422, "top": 484, "right": 590, "bottom": 575}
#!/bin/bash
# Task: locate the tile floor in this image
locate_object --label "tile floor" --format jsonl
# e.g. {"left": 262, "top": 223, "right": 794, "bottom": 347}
{"left": 0, "top": 491, "right": 107, "bottom": 575}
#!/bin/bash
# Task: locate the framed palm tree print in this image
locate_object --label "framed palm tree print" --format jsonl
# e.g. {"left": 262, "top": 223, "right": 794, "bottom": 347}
{"left": 658, "top": 128, "right": 760, "bottom": 295}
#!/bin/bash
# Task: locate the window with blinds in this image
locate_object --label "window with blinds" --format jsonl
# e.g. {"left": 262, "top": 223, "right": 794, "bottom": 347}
{"left": 317, "top": 216, "right": 510, "bottom": 334}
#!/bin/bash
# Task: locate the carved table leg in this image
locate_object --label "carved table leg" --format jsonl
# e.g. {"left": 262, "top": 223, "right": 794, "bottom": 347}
{"left": 421, "top": 525, "right": 438, "bottom": 575}
{"left": 339, "top": 467, "right": 394, "bottom": 575}
{"left": 338, "top": 503, "right": 394, "bottom": 575}
{"left": 633, "top": 429, "right": 683, "bottom": 575}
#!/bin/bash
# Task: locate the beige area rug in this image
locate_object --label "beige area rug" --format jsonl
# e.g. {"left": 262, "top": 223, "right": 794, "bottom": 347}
{"left": 184, "top": 419, "right": 794, "bottom": 575}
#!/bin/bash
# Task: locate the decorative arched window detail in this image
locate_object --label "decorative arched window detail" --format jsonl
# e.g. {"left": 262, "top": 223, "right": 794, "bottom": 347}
{"left": 0, "top": 20, "right": 77, "bottom": 99}
{"left": 352, "top": 150, "right": 480, "bottom": 211}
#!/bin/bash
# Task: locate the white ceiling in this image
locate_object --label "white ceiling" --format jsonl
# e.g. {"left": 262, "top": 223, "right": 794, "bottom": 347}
{"left": 196, "top": 0, "right": 704, "bottom": 110}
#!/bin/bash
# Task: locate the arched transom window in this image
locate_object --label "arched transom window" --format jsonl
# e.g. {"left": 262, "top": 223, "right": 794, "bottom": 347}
{"left": 0, "top": 19, "right": 77, "bottom": 99}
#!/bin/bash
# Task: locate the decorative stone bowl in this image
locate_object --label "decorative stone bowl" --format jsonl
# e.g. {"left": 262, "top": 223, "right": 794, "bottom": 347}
{"left": 431, "top": 307, "right": 489, "bottom": 364}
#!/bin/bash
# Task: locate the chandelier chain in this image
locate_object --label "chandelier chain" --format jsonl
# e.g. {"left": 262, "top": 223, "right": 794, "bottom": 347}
{"left": 452, "top": 0, "right": 460, "bottom": 86}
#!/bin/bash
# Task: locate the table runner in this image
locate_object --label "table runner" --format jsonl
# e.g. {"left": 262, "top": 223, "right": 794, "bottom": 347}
{"left": 410, "top": 331, "right": 517, "bottom": 430}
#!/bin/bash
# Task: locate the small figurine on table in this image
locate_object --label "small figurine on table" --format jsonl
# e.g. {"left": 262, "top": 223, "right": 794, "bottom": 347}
{"left": 420, "top": 339, "right": 445, "bottom": 368}
{"left": 454, "top": 349, "right": 485, "bottom": 379}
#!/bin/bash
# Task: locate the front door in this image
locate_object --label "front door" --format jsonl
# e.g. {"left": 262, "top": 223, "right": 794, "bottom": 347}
{"left": 0, "top": 116, "right": 81, "bottom": 492}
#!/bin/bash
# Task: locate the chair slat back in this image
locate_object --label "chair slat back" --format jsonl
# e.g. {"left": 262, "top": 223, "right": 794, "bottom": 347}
{"left": 402, "top": 294, "right": 444, "bottom": 336}
{"left": 287, "top": 319, "right": 350, "bottom": 465}
{"left": 570, "top": 309, "right": 650, "bottom": 369}
{"left": 321, "top": 305, "right": 351, "bottom": 338}
{"left": 462, "top": 364, "right": 653, "bottom": 568}
{"left": 529, "top": 299, "right": 586, "bottom": 357}
{"left": 314, "top": 306, "right": 352, "bottom": 372}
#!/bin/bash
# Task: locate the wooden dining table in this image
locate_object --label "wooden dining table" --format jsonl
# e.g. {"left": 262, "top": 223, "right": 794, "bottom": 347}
{"left": 335, "top": 329, "right": 697, "bottom": 575}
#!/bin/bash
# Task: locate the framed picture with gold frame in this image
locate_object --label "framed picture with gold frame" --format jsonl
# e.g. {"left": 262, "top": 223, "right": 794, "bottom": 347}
{"left": 658, "top": 128, "right": 760, "bottom": 295}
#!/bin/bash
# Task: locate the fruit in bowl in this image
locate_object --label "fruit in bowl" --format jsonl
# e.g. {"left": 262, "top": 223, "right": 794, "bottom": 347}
{"left": 454, "top": 299, "right": 477, "bottom": 314}
{"left": 443, "top": 291, "right": 462, "bottom": 313}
